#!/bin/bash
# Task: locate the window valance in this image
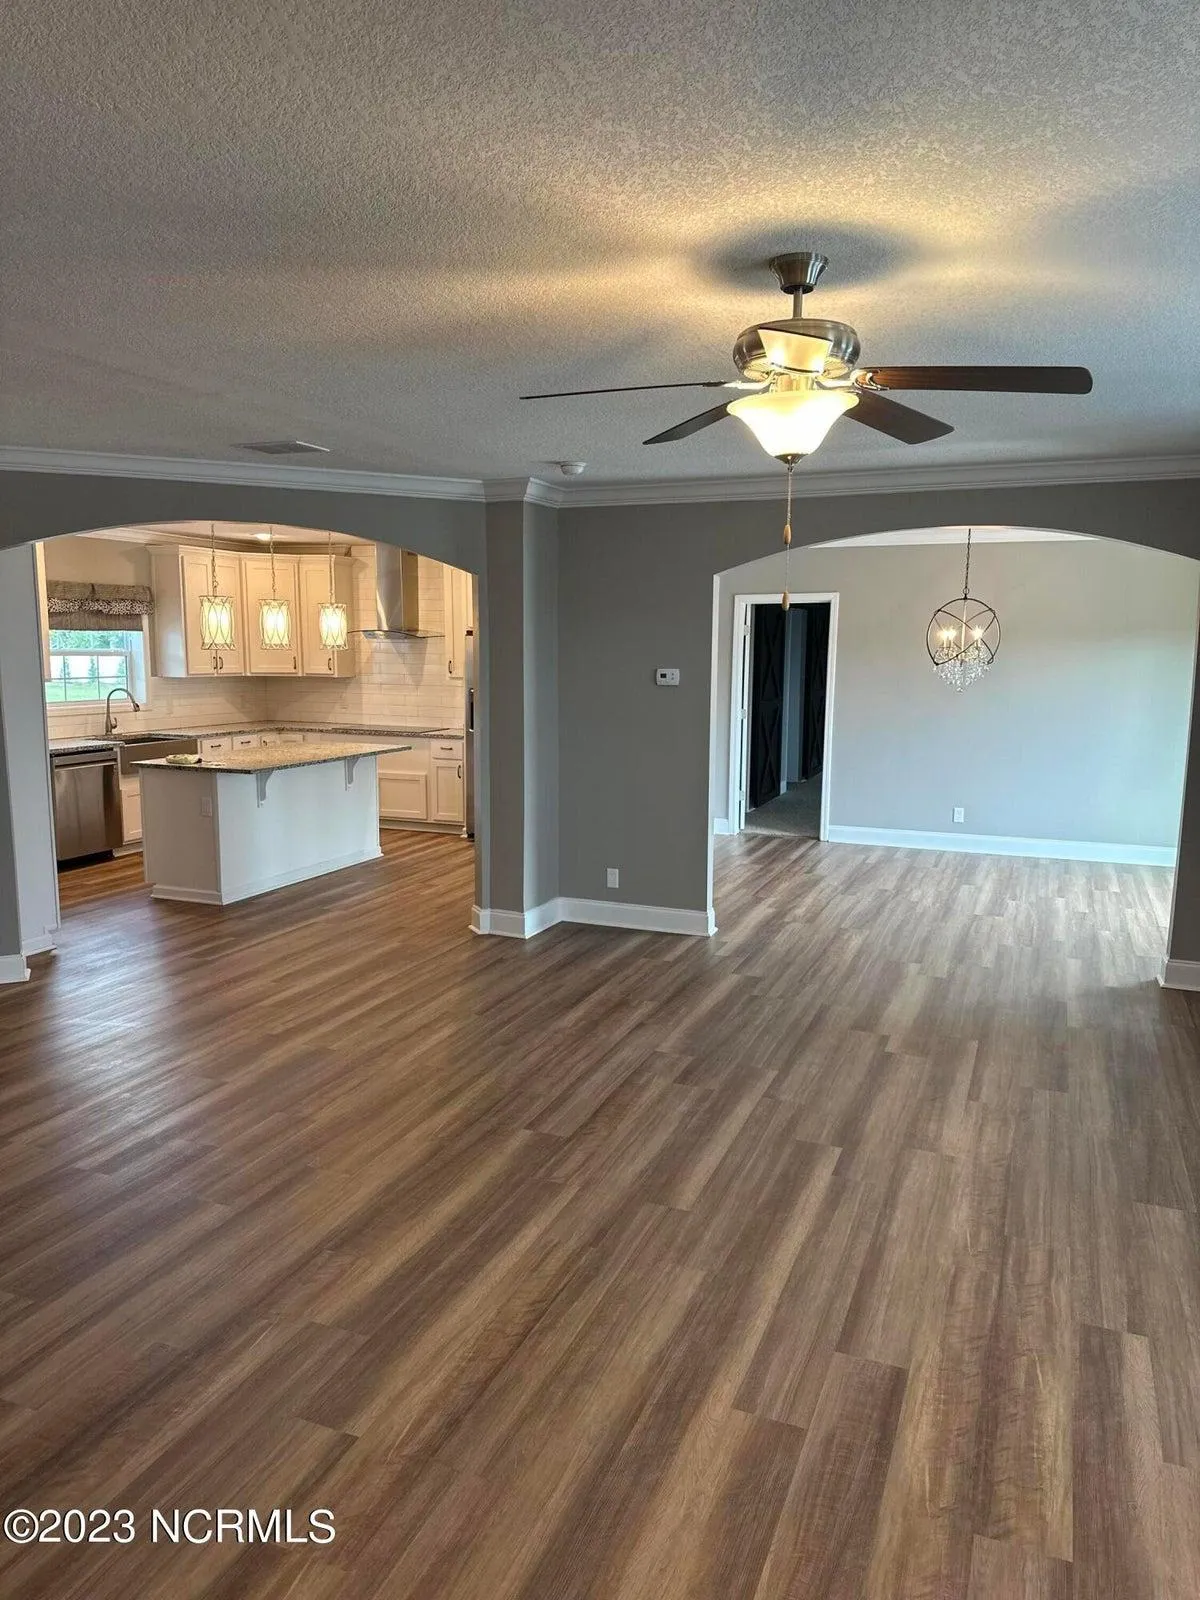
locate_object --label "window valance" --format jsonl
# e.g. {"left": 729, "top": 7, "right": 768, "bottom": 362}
{"left": 46, "top": 581, "right": 155, "bottom": 631}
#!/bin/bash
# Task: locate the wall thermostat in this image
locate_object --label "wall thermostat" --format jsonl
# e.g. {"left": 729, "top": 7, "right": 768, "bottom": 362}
{"left": 655, "top": 667, "right": 681, "bottom": 686}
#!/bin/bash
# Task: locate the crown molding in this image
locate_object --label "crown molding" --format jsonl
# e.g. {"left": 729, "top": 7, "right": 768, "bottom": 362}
{"left": 481, "top": 476, "right": 565, "bottom": 507}
{"left": 0, "top": 447, "right": 486, "bottom": 502}
{"left": 3, "top": 447, "right": 1197, "bottom": 514}
{"left": 556, "top": 452, "right": 1200, "bottom": 507}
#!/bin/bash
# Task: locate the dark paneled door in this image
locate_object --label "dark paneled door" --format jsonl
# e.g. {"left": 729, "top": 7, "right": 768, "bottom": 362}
{"left": 801, "top": 603, "right": 830, "bottom": 780}
{"left": 748, "top": 605, "right": 786, "bottom": 809}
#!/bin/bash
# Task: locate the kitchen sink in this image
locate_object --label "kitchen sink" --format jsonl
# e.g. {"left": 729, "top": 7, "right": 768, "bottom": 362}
{"left": 118, "top": 736, "right": 200, "bottom": 777}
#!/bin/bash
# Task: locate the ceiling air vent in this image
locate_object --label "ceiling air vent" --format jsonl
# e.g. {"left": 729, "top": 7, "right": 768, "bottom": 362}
{"left": 239, "top": 439, "right": 330, "bottom": 456}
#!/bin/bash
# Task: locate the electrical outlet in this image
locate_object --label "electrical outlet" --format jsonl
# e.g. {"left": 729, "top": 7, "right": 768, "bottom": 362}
{"left": 952, "top": 806, "right": 965, "bottom": 824}
{"left": 606, "top": 867, "right": 619, "bottom": 888}
{"left": 200, "top": 796, "right": 213, "bottom": 818}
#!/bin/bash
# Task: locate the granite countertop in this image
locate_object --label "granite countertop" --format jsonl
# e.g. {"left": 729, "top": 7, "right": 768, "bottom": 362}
{"left": 49, "top": 723, "right": 464, "bottom": 754}
{"left": 48, "top": 738, "right": 119, "bottom": 755}
{"left": 134, "top": 740, "right": 413, "bottom": 775}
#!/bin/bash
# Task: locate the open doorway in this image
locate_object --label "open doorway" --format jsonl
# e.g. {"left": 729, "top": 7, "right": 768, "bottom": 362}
{"left": 729, "top": 592, "right": 837, "bottom": 839}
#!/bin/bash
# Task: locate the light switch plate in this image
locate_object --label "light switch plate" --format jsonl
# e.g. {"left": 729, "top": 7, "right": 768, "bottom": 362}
{"left": 655, "top": 667, "right": 681, "bottom": 686}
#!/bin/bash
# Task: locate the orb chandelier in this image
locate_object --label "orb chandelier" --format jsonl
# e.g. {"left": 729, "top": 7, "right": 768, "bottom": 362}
{"left": 258, "top": 525, "right": 292, "bottom": 649}
{"left": 317, "top": 530, "right": 348, "bottom": 651}
{"left": 926, "top": 527, "right": 1000, "bottom": 690}
{"left": 198, "top": 522, "right": 235, "bottom": 653}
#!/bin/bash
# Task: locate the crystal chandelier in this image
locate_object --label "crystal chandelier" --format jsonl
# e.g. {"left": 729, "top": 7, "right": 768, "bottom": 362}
{"left": 926, "top": 527, "right": 1000, "bottom": 690}
{"left": 199, "top": 522, "right": 235, "bottom": 652}
{"left": 258, "top": 525, "right": 292, "bottom": 649}
{"left": 317, "top": 530, "right": 348, "bottom": 651}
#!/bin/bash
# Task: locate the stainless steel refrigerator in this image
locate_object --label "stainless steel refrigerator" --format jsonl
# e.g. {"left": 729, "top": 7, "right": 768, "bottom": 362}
{"left": 463, "top": 626, "right": 476, "bottom": 839}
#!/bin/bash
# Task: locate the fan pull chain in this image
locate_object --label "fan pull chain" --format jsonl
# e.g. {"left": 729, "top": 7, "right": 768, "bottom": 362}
{"left": 781, "top": 462, "right": 795, "bottom": 610}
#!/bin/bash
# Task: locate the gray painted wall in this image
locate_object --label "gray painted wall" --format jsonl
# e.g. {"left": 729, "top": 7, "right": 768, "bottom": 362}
{"left": 557, "top": 477, "right": 1200, "bottom": 922}
{"left": 524, "top": 500, "right": 559, "bottom": 910}
{"left": 0, "top": 545, "right": 59, "bottom": 958}
{"left": 0, "top": 697, "right": 24, "bottom": 963}
{"left": 714, "top": 539, "right": 1198, "bottom": 847}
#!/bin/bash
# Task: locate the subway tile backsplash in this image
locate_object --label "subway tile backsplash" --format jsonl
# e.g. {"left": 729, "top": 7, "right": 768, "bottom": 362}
{"left": 46, "top": 551, "right": 465, "bottom": 738}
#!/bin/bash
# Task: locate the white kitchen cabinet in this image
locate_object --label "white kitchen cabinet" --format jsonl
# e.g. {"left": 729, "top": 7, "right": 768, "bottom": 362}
{"left": 151, "top": 546, "right": 247, "bottom": 677}
{"left": 231, "top": 732, "right": 261, "bottom": 753}
{"left": 431, "top": 757, "right": 464, "bottom": 824}
{"left": 299, "top": 555, "right": 357, "bottom": 678}
{"left": 119, "top": 777, "right": 142, "bottom": 845}
{"left": 199, "top": 734, "right": 234, "bottom": 759}
{"left": 379, "top": 770, "right": 429, "bottom": 821}
{"left": 240, "top": 555, "right": 302, "bottom": 676}
{"left": 442, "top": 564, "right": 472, "bottom": 681}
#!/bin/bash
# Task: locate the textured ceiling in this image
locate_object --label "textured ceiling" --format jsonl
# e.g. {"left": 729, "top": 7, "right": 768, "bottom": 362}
{"left": 3, "top": 0, "right": 1199, "bottom": 483}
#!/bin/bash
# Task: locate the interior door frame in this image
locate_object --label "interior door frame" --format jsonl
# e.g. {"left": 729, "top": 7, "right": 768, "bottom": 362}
{"left": 728, "top": 592, "right": 839, "bottom": 840}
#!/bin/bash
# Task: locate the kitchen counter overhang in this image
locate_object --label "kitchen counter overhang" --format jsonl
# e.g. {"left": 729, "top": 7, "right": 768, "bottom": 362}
{"left": 135, "top": 742, "right": 411, "bottom": 905}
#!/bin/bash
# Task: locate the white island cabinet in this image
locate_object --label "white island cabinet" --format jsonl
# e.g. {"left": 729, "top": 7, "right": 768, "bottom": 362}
{"left": 136, "top": 741, "right": 411, "bottom": 905}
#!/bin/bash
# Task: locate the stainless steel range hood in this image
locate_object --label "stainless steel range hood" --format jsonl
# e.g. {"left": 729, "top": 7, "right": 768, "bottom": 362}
{"left": 359, "top": 546, "right": 442, "bottom": 638}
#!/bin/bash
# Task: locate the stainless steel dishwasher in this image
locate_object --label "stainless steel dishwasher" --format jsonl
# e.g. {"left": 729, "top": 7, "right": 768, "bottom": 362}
{"left": 51, "top": 749, "right": 122, "bottom": 863}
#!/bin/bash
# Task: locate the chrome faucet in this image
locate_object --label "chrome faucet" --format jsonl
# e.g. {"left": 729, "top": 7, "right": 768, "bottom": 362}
{"left": 104, "top": 686, "right": 140, "bottom": 736}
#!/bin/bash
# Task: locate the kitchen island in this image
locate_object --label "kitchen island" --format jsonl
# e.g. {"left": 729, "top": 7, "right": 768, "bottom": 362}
{"left": 136, "top": 741, "right": 411, "bottom": 905}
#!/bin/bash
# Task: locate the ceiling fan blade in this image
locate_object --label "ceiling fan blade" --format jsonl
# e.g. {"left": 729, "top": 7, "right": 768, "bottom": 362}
{"left": 847, "top": 390, "right": 955, "bottom": 444}
{"left": 860, "top": 365, "right": 1093, "bottom": 395}
{"left": 644, "top": 401, "right": 732, "bottom": 445}
{"left": 520, "top": 379, "right": 730, "bottom": 399}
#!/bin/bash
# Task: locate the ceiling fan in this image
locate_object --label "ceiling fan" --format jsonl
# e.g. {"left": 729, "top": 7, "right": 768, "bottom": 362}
{"left": 520, "top": 251, "right": 1093, "bottom": 463}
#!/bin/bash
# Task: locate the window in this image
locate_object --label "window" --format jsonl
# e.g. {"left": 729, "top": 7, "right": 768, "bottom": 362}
{"left": 45, "top": 628, "right": 144, "bottom": 704}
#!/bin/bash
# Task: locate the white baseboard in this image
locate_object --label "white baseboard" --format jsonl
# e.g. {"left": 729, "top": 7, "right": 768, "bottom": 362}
{"left": 713, "top": 817, "right": 732, "bottom": 836}
{"left": 471, "top": 897, "right": 717, "bottom": 939}
{"left": 471, "top": 904, "right": 543, "bottom": 938}
{"left": 21, "top": 932, "right": 56, "bottom": 956}
{"left": 1161, "top": 959, "right": 1200, "bottom": 992}
{"left": 557, "top": 897, "right": 716, "bottom": 936}
{"left": 0, "top": 953, "right": 31, "bottom": 984}
{"left": 826, "top": 825, "right": 1175, "bottom": 868}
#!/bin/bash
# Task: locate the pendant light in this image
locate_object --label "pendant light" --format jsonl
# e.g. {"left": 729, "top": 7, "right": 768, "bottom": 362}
{"left": 258, "top": 525, "right": 292, "bottom": 649}
{"left": 926, "top": 527, "right": 1000, "bottom": 690}
{"left": 199, "top": 522, "right": 235, "bottom": 652}
{"left": 317, "top": 530, "right": 348, "bottom": 651}
{"left": 728, "top": 378, "right": 858, "bottom": 460}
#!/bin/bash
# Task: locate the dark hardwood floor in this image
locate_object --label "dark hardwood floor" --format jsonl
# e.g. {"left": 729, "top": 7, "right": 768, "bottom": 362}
{"left": 1, "top": 831, "right": 1198, "bottom": 1597}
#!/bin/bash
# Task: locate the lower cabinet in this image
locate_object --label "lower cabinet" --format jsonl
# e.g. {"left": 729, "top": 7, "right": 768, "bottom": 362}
{"left": 431, "top": 759, "right": 464, "bottom": 824}
{"left": 378, "top": 739, "right": 463, "bottom": 826}
{"left": 120, "top": 778, "right": 142, "bottom": 846}
{"left": 379, "top": 769, "right": 429, "bottom": 822}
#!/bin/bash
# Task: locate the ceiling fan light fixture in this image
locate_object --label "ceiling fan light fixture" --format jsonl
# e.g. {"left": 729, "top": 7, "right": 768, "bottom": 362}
{"left": 728, "top": 384, "right": 858, "bottom": 459}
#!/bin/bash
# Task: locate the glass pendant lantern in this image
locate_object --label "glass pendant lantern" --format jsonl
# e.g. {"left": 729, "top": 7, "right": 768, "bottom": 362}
{"left": 258, "top": 525, "right": 292, "bottom": 649}
{"left": 317, "top": 530, "right": 348, "bottom": 651}
{"left": 199, "top": 522, "right": 235, "bottom": 651}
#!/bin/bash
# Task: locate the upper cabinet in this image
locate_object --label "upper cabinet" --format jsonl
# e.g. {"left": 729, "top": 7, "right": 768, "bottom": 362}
{"left": 240, "top": 554, "right": 301, "bottom": 676}
{"left": 442, "top": 564, "right": 472, "bottom": 681}
{"left": 149, "top": 544, "right": 357, "bottom": 679}
{"left": 298, "top": 553, "right": 357, "bottom": 678}
{"left": 151, "top": 546, "right": 247, "bottom": 677}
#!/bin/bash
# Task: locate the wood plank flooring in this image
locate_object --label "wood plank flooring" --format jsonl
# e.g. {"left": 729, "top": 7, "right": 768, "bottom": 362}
{"left": 1, "top": 831, "right": 1198, "bottom": 1597}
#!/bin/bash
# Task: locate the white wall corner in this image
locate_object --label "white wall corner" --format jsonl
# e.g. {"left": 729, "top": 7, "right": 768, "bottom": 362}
{"left": 0, "top": 953, "right": 31, "bottom": 984}
{"left": 712, "top": 817, "right": 732, "bottom": 836}
{"left": 826, "top": 825, "right": 1176, "bottom": 867}
{"left": 1160, "top": 958, "right": 1200, "bottom": 992}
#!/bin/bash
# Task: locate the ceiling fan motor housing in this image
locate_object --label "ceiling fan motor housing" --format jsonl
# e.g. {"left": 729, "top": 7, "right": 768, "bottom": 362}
{"left": 733, "top": 318, "right": 861, "bottom": 382}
